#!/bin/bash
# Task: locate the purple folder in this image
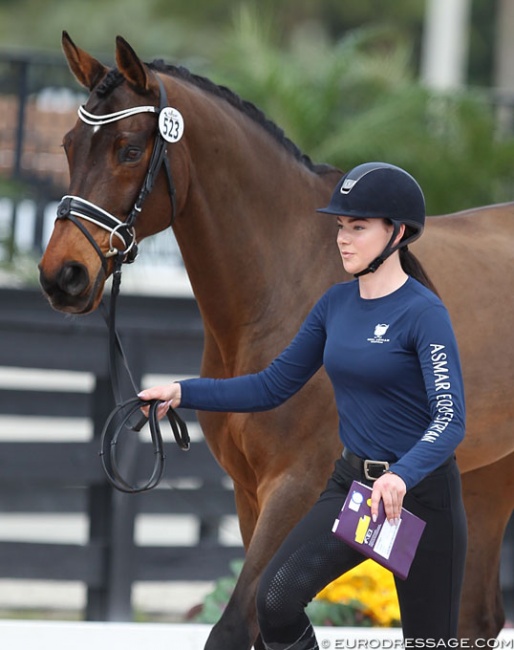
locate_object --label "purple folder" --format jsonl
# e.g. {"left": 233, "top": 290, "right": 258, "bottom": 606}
{"left": 332, "top": 480, "right": 426, "bottom": 580}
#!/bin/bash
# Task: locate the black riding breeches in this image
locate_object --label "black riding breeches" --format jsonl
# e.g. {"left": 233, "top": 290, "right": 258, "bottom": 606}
{"left": 256, "top": 454, "right": 467, "bottom": 649}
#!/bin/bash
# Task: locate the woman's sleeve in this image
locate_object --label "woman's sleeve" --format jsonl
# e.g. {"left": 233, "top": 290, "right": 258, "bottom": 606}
{"left": 178, "top": 295, "right": 328, "bottom": 412}
{"left": 390, "top": 303, "right": 466, "bottom": 489}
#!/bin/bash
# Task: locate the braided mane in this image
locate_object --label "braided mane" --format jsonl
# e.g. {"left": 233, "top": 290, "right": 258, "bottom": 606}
{"left": 94, "top": 61, "right": 334, "bottom": 173}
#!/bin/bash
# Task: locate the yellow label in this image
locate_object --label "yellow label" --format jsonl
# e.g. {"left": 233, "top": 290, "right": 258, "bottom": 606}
{"left": 355, "top": 515, "right": 370, "bottom": 544}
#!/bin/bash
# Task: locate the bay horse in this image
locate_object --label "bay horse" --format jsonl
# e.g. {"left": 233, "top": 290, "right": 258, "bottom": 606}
{"left": 38, "top": 33, "right": 514, "bottom": 646}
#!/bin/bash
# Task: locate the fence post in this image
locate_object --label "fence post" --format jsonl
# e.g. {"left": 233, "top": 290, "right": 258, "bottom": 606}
{"left": 86, "top": 363, "right": 141, "bottom": 622}
{"left": 12, "top": 58, "right": 29, "bottom": 181}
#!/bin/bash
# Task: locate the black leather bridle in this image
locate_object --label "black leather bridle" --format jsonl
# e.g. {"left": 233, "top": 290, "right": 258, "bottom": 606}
{"left": 57, "top": 75, "right": 190, "bottom": 493}
{"left": 56, "top": 76, "right": 177, "bottom": 272}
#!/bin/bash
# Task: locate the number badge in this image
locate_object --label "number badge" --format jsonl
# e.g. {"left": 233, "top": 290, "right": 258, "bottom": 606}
{"left": 158, "top": 107, "right": 185, "bottom": 143}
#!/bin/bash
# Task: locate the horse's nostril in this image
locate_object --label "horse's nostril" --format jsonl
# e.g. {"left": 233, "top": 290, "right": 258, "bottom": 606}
{"left": 57, "top": 263, "right": 89, "bottom": 296}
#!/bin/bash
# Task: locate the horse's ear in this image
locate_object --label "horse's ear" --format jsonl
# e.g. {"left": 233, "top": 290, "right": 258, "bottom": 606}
{"left": 61, "top": 30, "right": 108, "bottom": 91}
{"left": 115, "top": 36, "right": 149, "bottom": 93}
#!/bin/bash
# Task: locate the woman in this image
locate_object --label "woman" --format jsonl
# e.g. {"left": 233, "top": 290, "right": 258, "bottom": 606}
{"left": 139, "top": 162, "right": 467, "bottom": 646}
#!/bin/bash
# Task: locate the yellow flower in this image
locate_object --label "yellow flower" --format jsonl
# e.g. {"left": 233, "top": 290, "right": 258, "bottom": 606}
{"left": 315, "top": 560, "right": 401, "bottom": 627}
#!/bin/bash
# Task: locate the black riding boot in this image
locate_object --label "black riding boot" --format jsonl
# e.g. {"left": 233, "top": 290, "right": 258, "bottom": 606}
{"left": 262, "top": 625, "right": 318, "bottom": 650}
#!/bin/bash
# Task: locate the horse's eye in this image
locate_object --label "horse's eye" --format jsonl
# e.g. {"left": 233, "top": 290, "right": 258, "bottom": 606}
{"left": 119, "top": 146, "right": 143, "bottom": 163}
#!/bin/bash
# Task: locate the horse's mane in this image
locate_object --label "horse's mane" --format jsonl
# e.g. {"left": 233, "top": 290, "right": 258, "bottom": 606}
{"left": 94, "top": 62, "right": 335, "bottom": 174}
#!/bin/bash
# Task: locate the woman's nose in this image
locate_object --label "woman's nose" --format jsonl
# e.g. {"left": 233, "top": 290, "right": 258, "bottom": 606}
{"left": 337, "top": 229, "right": 350, "bottom": 245}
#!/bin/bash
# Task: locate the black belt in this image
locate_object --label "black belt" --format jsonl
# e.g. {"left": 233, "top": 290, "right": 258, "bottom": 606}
{"left": 342, "top": 448, "right": 392, "bottom": 481}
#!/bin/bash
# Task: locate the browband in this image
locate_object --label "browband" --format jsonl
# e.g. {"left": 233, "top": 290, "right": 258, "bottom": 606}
{"left": 78, "top": 104, "right": 158, "bottom": 126}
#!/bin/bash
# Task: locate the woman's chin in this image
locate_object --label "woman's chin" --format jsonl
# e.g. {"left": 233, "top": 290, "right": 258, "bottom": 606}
{"left": 341, "top": 260, "right": 361, "bottom": 276}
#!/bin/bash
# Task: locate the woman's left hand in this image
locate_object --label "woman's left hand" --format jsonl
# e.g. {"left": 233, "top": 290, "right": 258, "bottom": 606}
{"left": 370, "top": 472, "right": 407, "bottom": 524}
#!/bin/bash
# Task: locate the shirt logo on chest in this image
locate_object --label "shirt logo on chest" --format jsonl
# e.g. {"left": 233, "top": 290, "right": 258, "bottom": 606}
{"left": 367, "top": 323, "right": 390, "bottom": 344}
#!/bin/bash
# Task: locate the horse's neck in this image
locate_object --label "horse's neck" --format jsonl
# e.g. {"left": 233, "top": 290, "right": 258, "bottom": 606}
{"left": 174, "top": 149, "right": 342, "bottom": 355}
{"left": 163, "top": 86, "right": 344, "bottom": 361}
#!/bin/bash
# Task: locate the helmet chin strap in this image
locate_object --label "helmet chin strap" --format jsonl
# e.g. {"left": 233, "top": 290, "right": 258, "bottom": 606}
{"left": 354, "top": 222, "right": 403, "bottom": 278}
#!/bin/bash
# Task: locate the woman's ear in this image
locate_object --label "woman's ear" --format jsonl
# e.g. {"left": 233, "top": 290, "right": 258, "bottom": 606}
{"left": 394, "top": 223, "right": 406, "bottom": 246}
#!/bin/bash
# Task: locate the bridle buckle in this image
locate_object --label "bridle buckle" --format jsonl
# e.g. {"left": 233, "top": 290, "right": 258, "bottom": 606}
{"left": 363, "top": 459, "right": 390, "bottom": 481}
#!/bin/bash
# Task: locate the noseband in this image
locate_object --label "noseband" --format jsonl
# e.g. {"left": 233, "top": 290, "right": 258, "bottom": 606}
{"left": 56, "top": 75, "right": 181, "bottom": 274}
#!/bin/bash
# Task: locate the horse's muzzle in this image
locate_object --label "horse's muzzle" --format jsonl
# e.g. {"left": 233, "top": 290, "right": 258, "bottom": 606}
{"left": 38, "top": 262, "right": 94, "bottom": 313}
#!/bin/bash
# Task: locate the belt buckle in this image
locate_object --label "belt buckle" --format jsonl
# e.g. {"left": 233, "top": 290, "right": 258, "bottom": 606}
{"left": 363, "top": 459, "right": 389, "bottom": 481}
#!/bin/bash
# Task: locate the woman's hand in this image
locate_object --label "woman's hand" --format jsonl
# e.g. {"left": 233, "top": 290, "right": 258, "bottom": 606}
{"left": 370, "top": 472, "right": 407, "bottom": 525}
{"left": 138, "top": 382, "right": 182, "bottom": 419}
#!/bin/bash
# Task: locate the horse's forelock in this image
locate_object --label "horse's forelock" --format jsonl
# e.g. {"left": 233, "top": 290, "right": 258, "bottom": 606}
{"left": 94, "top": 68, "right": 125, "bottom": 98}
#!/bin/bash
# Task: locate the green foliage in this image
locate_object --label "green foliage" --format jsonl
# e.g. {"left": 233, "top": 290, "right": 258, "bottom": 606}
{"left": 0, "top": 177, "right": 32, "bottom": 200}
{"left": 1, "top": 3, "right": 512, "bottom": 219}
{"left": 211, "top": 11, "right": 514, "bottom": 215}
{"left": 0, "top": 0, "right": 423, "bottom": 54}
{"left": 0, "top": 0, "right": 221, "bottom": 60}
{"left": 305, "top": 599, "right": 373, "bottom": 628}
{"left": 192, "top": 560, "right": 244, "bottom": 624}
{"left": 0, "top": 0, "right": 494, "bottom": 85}
{"left": 192, "top": 559, "right": 380, "bottom": 627}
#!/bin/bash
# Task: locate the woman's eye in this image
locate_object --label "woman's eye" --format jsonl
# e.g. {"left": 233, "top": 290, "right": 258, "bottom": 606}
{"left": 337, "top": 222, "right": 365, "bottom": 230}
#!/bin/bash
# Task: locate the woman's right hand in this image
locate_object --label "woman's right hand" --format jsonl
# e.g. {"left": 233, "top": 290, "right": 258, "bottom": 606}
{"left": 138, "top": 382, "right": 182, "bottom": 419}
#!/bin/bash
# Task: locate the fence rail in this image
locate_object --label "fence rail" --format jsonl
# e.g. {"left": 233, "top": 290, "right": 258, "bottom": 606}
{"left": 0, "top": 287, "right": 243, "bottom": 621}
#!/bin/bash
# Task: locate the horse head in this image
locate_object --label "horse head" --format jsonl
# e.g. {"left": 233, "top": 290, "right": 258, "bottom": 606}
{"left": 39, "top": 32, "right": 188, "bottom": 313}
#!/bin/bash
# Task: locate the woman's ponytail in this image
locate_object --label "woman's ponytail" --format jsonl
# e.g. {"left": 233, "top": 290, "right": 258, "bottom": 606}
{"left": 400, "top": 247, "right": 440, "bottom": 297}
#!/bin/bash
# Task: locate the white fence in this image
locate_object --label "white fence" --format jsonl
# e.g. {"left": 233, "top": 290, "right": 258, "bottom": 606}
{"left": 0, "top": 621, "right": 512, "bottom": 650}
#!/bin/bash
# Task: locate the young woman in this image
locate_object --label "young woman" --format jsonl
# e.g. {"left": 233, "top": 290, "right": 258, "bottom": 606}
{"left": 139, "top": 162, "right": 467, "bottom": 646}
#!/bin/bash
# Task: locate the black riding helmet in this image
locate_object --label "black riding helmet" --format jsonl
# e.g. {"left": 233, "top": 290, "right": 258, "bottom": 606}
{"left": 317, "top": 162, "right": 426, "bottom": 277}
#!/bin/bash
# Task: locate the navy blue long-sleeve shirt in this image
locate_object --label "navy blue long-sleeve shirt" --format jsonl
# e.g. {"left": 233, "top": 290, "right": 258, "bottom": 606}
{"left": 180, "top": 277, "right": 466, "bottom": 489}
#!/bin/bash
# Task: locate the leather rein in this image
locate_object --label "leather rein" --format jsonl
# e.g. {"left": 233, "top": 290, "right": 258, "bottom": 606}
{"left": 56, "top": 76, "right": 190, "bottom": 493}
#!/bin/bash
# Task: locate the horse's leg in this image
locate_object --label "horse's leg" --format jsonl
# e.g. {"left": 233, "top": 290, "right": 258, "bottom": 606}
{"left": 204, "top": 482, "right": 261, "bottom": 650}
{"left": 459, "top": 451, "right": 514, "bottom": 640}
{"left": 204, "top": 465, "right": 327, "bottom": 650}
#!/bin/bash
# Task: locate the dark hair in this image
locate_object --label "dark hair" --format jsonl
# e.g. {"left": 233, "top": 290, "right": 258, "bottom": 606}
{"left": 400, "top": 247, "right": 440, "bottom": 297}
